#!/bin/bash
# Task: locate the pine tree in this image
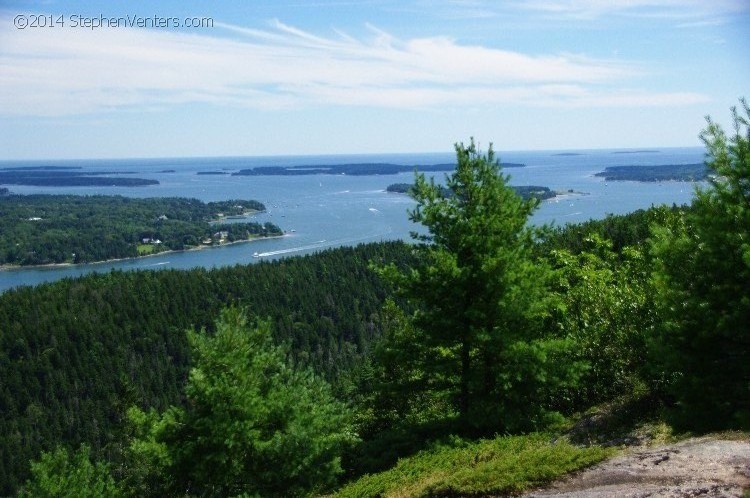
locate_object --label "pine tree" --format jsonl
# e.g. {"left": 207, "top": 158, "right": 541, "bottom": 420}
{"left": 380, "top": 139, "right": 582, "bottom": 431}
{"left": 126, "top": 307, "right": 357, "bottom": 497}
{"left": 20, "top": 445, "right": 121, "bottom": 498}
{"left": 651, "top": 99, "right": 750, "bottom": 430}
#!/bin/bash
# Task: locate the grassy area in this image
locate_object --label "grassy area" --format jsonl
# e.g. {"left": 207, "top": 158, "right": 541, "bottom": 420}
{"left": 332, "top": 433, "right": 614, "bottom": 498}
{"left": 136, "top": 244, "right": 156, "bottom": 255}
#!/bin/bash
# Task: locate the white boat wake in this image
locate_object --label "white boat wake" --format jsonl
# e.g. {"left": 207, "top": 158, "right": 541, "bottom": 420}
{"left": 255, "top": 230, "right": 393, "bottom": 258}
{"left": 256, "top": 240, "right": 328, "bottom": 258}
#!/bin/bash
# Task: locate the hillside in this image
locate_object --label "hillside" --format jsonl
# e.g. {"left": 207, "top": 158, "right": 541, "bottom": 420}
{"left": 0, "top": 242, "right": 414, "bottom": 495}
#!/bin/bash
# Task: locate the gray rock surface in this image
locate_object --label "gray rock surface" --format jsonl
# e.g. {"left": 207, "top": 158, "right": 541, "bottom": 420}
{"left": 524, "top": 437, "right": 750, "bottom": 497}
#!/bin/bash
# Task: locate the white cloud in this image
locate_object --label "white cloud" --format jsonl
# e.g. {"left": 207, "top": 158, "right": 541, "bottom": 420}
{"left": 0, "top": 15, "right": 706, "bottom": 117}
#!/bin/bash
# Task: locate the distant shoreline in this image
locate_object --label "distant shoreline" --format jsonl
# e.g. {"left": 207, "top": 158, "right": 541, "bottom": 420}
{"left": 595, "top": 163, "right": 707, "bottom": 182}
{"left": 0, "top": 234, "right": 287, "bottom": 272}
{"left": 232, "top": 162, "right": 526, "bottom": 177}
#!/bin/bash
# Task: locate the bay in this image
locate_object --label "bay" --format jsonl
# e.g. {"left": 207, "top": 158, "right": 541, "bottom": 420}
{"left": 0, "top": 147, "right": 704, "bottom": 292}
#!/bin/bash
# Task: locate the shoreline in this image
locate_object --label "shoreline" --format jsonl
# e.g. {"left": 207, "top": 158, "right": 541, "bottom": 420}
{"left": 0, "top": 233, "right": 287, "bottom": 272}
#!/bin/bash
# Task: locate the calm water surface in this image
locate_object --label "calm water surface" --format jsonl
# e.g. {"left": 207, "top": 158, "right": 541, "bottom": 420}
{"left": 0, "top": 147, "right": 704, "bottom": 292}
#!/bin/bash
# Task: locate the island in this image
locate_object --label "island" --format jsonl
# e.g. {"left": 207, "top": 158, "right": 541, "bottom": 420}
{"left": 594, "top": 163, "right": 708, "bottom": 182}
{"left": 0, "top": 166, "right": 159, "bottom": 187}
{"left": 386, "top": 183, "right": 557, "bottom": 201}
{"left": 233, "top": 162, "right": 525, "bottom": 177}
{"left": 197, "top": 171, "right": 231, "bottom": 175}
{"left": 0, "top": 195, "right": 281, "bottom": 266}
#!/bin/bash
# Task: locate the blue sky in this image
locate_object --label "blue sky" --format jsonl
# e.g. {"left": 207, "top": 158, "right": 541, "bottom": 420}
{"left": 1, "top": 0, "right": 748, "bottom": 159}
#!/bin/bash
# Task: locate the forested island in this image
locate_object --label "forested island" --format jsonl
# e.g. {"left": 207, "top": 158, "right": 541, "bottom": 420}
{"left": 595, "top": 163, "right": 708, "bottom": 181}
{"left": 386, "top": 182, "right": 558, "bottom": 200}
{"left": 0, "top": 195, "right": 280, "bottom": 266}
{"left": 0, "top": 166, "right": 159, "bottom": 187}
{"left": 1, "top": 105, "right": 748, "bottom": 497}
{"left": 232, "top": 161, "right": 525, "bottom": 176}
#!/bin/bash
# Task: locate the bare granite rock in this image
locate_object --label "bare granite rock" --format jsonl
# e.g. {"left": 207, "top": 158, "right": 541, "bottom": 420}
{"left": 523, "top": 437, "right": 750, "bottom": 498}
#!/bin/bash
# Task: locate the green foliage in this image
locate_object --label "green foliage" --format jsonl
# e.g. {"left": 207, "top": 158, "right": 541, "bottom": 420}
{"left": 20, "top": 445, "right": 121, "bottom": 498}
{"left": 126, "top": 308, "right": 357, "bottom": 497}
{"left": 367, "top": 299, "right": 454, "bottom": 430}
{"left": 549, "top": 234, "right": 655, "bottom": 410}
{"left": 333, "top": 433, "right": 613, "bottom": 498}
{"left": 0, "top": 195, "right": 278, "bottom": 265}
{"left": 378, "top": 139, "right": 581, "bottom": 431}
{"left": 538, "top": 204, "right": 687, "bottom": 256}
{"left": 650, "top": 99, "right": 750, "bottom": 431}
{"left": 386, "top": 182, "right": 556, "bottom": 200}
{"left": 0, "top": 241, "right": 412, "bottom": 495}
{"left": 8, "top": 115, "right": 750, "bottom": 494}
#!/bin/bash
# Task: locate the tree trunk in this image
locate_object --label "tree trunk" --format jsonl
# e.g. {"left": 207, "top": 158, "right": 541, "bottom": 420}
{"left": 460, "top": 339, "right": 470, "bottom": 418}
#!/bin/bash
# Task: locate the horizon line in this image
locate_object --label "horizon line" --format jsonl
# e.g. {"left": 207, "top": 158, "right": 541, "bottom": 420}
{"left": 0, "top": 144, "right": 705, "bottom": 163}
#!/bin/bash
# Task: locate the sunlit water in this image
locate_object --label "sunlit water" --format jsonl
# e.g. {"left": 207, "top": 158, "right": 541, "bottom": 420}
{"left": 0, "top": 147, "right": 704, "bottom": 292}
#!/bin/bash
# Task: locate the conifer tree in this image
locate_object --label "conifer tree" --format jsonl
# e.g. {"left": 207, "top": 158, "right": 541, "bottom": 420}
{"left": 126, "top": 307, "right": 356, "bottom": 497}
{"left": 21, "top": 445, "right": 121, "bottom": 498}
{"left": 651, "top": 99, "right": 750, "bottom": 430}
{"left": 380, "top": 139, "right": 582, "bottom": 431}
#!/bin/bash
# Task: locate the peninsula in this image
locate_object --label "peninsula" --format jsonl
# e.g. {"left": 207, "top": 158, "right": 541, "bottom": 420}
{"left": 0, "top": 195, "right": 281, "bottom": 266}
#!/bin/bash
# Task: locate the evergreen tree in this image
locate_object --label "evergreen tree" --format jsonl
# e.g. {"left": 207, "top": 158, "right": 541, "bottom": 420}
{"left": 651, "top": 99, "right": 750, "bottom": 430}
{"left": 20, "top": 445, "right": 121, "bottom": 498}
{"left": 126, "top": 307, "right": 357, "bottom": 497}
{"left": 380, "top": 139, "right": 582, "bottom": 431}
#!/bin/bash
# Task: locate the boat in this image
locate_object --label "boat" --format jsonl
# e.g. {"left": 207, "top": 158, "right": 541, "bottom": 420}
{"left": 253, "top": 252, "right": 260, "bottom": 258}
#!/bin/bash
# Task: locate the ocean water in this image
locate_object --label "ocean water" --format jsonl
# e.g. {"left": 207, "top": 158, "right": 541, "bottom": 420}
{"left": 0, "top": 147, "right": 704, "bottom": 292}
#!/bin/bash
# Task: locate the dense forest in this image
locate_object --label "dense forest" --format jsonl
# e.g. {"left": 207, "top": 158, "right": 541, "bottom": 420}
{"left": 0, "top": 241, "right": 414, "bottom": 495}
{"left": 1, "top": 102, "right": 748, "bottom": 496}
{"left": 0, "top": 213, "right": 665, "bottom": 495}
{"left": 0, "top": 195, "right": 280, "bottom": 266}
